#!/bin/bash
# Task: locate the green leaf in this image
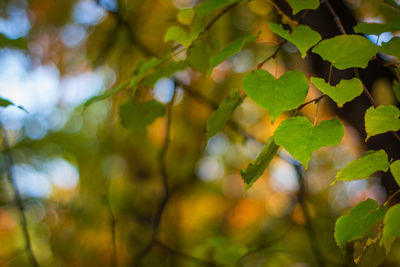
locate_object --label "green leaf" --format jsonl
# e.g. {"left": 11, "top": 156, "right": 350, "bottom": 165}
{"left": 285, "top": 0, "right": 319, "bottom": 14}
{"left": 390, "top": 160, "right": 400, "bottom": 187}
{"left": 119, "top": 100, "right": 164, "bottom": 131}
{"left": 354, "top": 17, "right": 400, "bottom": 35}
{"left": 242, "top": 70, "right": 309, "bottom": 122}
{"left": 336, "top": 150, "right": 389, "bottom": 181}
{"left": 205, "top": 89, "right": 244, "bottom": 142}
{"left": 310, "top": 77, "right": 363, "bottom": 107}
{"left": 354, "top": 22, "right": 389, "bottom": 36}
{"left": 334, "top": 199, "right": 386, "bottom": 251}
{"left": 0, "top": 97, "right": 27, "bottom": 112}
{"left": 382, "top": 203, "right": 400, "bottom": 242}
{"left": 380, "top": 37, "right": 400, "bottom": 59}
{"left": 240, "top": 137, "right": 279, "bottom": 189}
{"left": 269, "top": 23, "right": 321, "bottom": 58}
{"left": 364, "top": 105, "right": 400, "bottom": 140}
{"left": 0, "top": 34, "right": 27, "bottom": 50}
{"left": 142, "top": 61, "right": 187, "bottom": 87}
{"left": 209, "top": 33, "right": 258, "bottom": 74}
{"left": 195, "top": 0, "right": 241, "bottom": 17}
{"left": 164, "top": 20, "right": 204, "bottom": 47}
{"left": 177, "top": 8, "right": 195, "bottom": 25}
{"left": 273, "top": 116, "right": 344, "bottom": 168}
{"left": 392, "top": 81, "right": 400, "bottom": 103}
{"left": 312, "top": 35, "right": 378, "bottom": 70}
{"left": 187, "top": 39, "right": 217, "bottom": 74}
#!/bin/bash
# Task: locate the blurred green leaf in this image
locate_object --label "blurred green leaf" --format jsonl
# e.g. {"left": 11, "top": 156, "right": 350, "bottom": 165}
{"left": 205, "top": 89, "right": 244, "bottom": 142}
{"left": 0, "top": 33, "right": 27, "bottom": 50}
{"left": 142, "top": 61, "right": 187, "bottom": 87}
{"left": 209, "top": 33, "right": 258, "bottom": 74}
{"left": 195, "top": 0, "right": 242, "bottom": 17}
{"left": 119, "top": 100, "right": 164, "bottom": 131}
{"left": 273, "top": 116, "right": 344, "bottom": 168}
{"left": 187, "top": 39, "right": 217, "bottom": 74}
{"left": 240, "top": 137, "right": 279, "bottom": 190}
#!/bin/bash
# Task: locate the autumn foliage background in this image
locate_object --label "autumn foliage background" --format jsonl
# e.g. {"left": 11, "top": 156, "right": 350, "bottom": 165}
{"left": 1, "top": 0, "right": 400, "bottom": 266}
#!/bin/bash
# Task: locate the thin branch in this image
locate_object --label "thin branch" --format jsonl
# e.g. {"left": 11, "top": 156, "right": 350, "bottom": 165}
{"left": 297, "top": 95, "right": 326, "bottom": 110}
{"left": 154, "top": 239, "right": 218, "bottom": 267}
{"left": 1, "top": 126, "right": 39, "bottom": 267}
{"left": 202, "top": 2, "right": 241, "bottom": 34}
{"left": 384, "top": 189, "right": 400, "bottom": 207}
{"left": 133, "top": 87, "right": 177, "bottom": 266}
{"left": 106, "top": 194, "right": 118, "bottom": 267}
{"left": 257, "top": 41, "right": 286, "bottom": 69}
{"left": 293, "top": 164, "right": 326, "bottom": 266}
{"left": 321, "top": 0, "right": 347, "bottom": 35}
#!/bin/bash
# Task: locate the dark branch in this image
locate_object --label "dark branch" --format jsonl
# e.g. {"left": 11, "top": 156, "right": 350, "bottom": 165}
{"left": 1, "top": 126, "right": 39, "bottom": 267}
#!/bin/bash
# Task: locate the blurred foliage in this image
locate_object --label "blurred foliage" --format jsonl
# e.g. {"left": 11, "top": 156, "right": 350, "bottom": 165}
{"left": 0, "top": 0, "right": 400, "bottom": 267}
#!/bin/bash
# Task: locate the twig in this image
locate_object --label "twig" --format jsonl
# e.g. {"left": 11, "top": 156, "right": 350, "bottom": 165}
{"left": 384, "top": 189, "right": 400, "bottom": 207}
{"left": 1, "top": 126, "right": 39, "bottom": 267}
{"left": 321, "top": 0, "right": 347, "bottom": 35}
{"left": 106, "top": 194, "right": 118, "bottom": 267}
{"left": 257, "top": 41, "right": 286, "bottom": 69}
{"left": 133, "top": 87, "right": 177, "bottom": 266}
{"left": 297, "top": 95, "right": 326, "bottom": 110}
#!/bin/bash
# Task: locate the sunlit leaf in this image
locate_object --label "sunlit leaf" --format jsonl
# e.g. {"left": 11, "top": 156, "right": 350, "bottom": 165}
{"left": 209, "top": 33, "right": 258, "bottom": 74}
{"left": 336, "top": 150, "right": 389, "bottom": 181}
{"left": 206, "top": 89, "right": 244, "bottom": 142}
{"left": 286, "top": 0, "right": 319, "bottom": 14}
{"left": 119, "top": 100, "right": 164, "bottom": 131}
{"left": 269, "top": 23, "right": 321, "bottom": 58}
{"left": 335, "top": 199, "right": 386, "bottom": 251}
{"left": 273, "top": 116, "right": 344, "bottom": 168}
{"left": 242, "top": 70, "right": 308, "bottom": 122}
{"left": 364, "top": 105, "right": 400, "bottom": 140}
{"left": 354, "top": 23, "right": 389, "bottom": 36}
{"left": 312, "top": 35, "right": 378, "bottom": 69}
{"left": 382, "top": 204, "right": 400, "bottom": 242}
{"left": 310, "top": 77, "right": 363, "bottom": 107}
{"left": 380, "top": 37, "right": 400, "bottom": 59}
{"left": 390, "top": 160, "right": 400, "bottom": 187}
{"left": 240, "top": 137, "right": 279, "bottom": 189}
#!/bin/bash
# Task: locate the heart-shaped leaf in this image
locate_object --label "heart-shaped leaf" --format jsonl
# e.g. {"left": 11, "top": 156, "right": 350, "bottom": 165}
{"left": 273, "top": 116, "right": 344, "bottom": 168}
{"left": 310, "top": 77, "right": 363, "bottom": 107}
{"left": 312, "top": 35, "right": 378, "bottom": 70}
{"left": 364, "top": 105, "right": 400, "bottom": 140}
{"left": 119, "top": 100, "right": 164, "bottom": 132}
{"left": 242, "top": 70, "right": 309, "bottom": 122}
{"left": 269, "top": 23, "right": 321, "bottom": 58}
{"left": 286, "top": 0, "right": 319, "bottom": 14}
{"left": 335, "top": 150, "right": 389, "bottom": 181}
